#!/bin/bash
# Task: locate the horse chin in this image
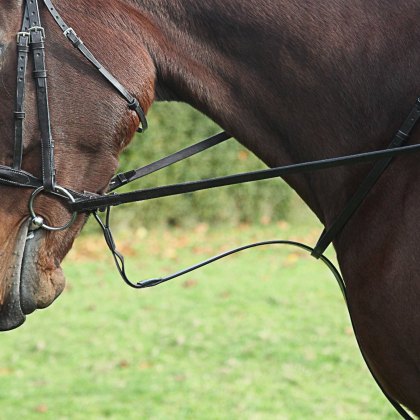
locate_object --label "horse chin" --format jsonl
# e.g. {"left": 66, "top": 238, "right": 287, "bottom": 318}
{"left": 0, "top": 220, "right": 65, "bottom": 331}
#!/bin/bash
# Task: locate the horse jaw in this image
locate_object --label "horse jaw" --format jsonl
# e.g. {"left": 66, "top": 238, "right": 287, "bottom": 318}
{"left": 0, "top": 220, "right": 65, "bottom": 331}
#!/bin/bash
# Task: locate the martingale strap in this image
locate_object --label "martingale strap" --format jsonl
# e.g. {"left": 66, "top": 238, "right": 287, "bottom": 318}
{"left": 70, "top": 132, "right": 420, "bottom": 213}
{"left": 312, "top": 98, "right": 420, "bottom": 258}
{"left": 90, "top": 111, "right": 420, "bottom": 420}
{"left": 93, "top": 204, "right": 413, "bottom": 420}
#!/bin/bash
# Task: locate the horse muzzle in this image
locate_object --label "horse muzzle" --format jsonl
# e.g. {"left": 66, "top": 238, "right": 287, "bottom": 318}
{"left": 0, "top": 219, "right": 65, "bottom": 331}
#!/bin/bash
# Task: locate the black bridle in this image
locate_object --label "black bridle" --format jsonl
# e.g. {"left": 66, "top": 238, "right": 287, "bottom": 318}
{"left": 2, "top": 0, "right": 420, "bottom": 240}
{"left": 1, "top": 0, "right": 419, "bottom": 417}
{"left": 3, "top": 0, "right": 148, "bottom": 230}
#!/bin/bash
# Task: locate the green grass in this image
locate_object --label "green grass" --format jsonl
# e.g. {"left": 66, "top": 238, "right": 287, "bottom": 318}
{"left": 0, "top": 215, "right": 399, "bottom": 419}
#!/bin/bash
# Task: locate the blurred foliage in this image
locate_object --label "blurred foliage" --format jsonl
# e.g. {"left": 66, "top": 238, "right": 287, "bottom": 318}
{"left": 106, "top": 102, "right": 292, "bottom": 229}
{"left": 1, "top": 224, "right": 396, "bottom": 419}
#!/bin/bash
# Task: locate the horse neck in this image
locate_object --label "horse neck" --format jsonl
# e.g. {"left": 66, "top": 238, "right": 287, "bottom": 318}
{"left": 127, "top": 1, "right": 420, "bottom": 226}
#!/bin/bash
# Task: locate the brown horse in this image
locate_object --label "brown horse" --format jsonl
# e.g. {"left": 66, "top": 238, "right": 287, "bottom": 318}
{"left": 1, "top": 0, "right": 420, "bottom": 415}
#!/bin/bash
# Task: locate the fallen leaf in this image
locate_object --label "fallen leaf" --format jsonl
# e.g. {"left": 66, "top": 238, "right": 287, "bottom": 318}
{"left": 35, "top": 405, "right": 48, "bottom": 414}
{"left": 182, "top": 279, "right": 198, "bottom": 289}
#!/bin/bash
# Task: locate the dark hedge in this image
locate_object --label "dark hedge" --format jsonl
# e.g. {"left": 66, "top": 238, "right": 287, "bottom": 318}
{"left": 103, "top": 102, "right": 292, "bottom": 229}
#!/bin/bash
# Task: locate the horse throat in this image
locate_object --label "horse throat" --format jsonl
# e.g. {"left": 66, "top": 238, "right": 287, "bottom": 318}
{"left": 131, "top": 1, "right": 420, "bottom": 229}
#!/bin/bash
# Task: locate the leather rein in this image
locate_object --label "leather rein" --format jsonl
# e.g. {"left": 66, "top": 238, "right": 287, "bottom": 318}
{"left": 0, "top": 1, "right": 418, "bottom": 417}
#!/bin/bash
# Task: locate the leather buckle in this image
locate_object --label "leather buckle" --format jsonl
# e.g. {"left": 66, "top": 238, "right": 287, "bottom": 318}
{"left": 16, "top": 32, "right": 30, "bottom": 43}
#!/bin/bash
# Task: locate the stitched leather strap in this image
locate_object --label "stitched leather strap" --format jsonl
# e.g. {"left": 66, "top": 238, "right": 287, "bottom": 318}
{"left": 13, "top": 32, "right": 30, "bottom": 169}
{"left": 0, "top": 165, "right": 42, "bottom": 188}
{"left": 11, "top": 0, "right": 148, "bottom": 194}
{"left": 70, "top": 136, "right": 420, "bottom": 213}
{"left": 30, "top": 26, "right": 56, "bottom": 191}
{"left": 42, "top": 0, "right": 148, "bottom": 132}
{"left": 109, "top": 131, "right": 231, "bottom": 191}
{"left": 24, "top": 0, "right": 56, "bottom": 191}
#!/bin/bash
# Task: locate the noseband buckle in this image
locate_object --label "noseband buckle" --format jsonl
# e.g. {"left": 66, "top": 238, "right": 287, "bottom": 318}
{"left": 29, "top": 186, "right": 77, "bottom": 232}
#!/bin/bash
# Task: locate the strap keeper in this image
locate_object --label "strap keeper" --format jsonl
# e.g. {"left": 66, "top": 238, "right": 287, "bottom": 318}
{"left": 17, "top": 44, "right": 30, "bottom": 53}
{"left": 128, "top": 98, "right": 148, "bottom": 133}
{"left": 33, "top": 69, "right": 47, "bottom": 78}
{"left": 29, "top": 26, "right": 46, "bottom": 39}
{"left": 311, "top": 229, "right": 328, "bottom": 259}
{"left": 30, "top": 41, "right": 45, "bottom": 51}
{"left": 14, "top": 111, "right": 26, "bottom": 120}
{"left": 128, "top": 98, "right": 140, "bottom": 111}
{"left": 109, "top": 173, "right": 128, "bottom": 190}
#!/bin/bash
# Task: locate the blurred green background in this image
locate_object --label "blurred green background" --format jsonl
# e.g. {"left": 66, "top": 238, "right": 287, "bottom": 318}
{"left": 95, "top": 102, "right": 292, "bottom": 231}
{"left": 0, "top": 103, "right": 400, "bottom": 419}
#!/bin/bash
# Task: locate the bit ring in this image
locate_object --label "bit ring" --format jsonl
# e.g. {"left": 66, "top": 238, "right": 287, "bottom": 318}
{"left": 29, "top": 186, "right": 78, "bottom": 232}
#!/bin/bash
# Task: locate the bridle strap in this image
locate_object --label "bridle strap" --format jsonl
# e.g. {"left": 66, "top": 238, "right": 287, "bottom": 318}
{"left": 42, "top": 0, "right": 148, "bottom": 132}
{"left": 21, "top": 0, "right": 56, "bottom": 191}
{"left": 31, "top": 26, "right": 56, "bottom": 192}
{"left": 0, "top": 165, "right": 42, "bottom": 189}
{"left": 10, "top": 0, "right": 148, "bottom": 196}
{"left": 109, "top": 131, "right": 231, "bottom": 191}
{"left": 13, "top": 14, "right": 30, "bottom": 170}
{"left": 70, "top": 131, "right": 420, "bottom": 213}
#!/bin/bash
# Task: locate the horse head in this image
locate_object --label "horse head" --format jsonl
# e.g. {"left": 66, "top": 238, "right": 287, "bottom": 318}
{"left": 0, "top": 0, "right": 154, "bottom": 330}
{"left": 3, "top": 1, "right": 420, "bottom": 416}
